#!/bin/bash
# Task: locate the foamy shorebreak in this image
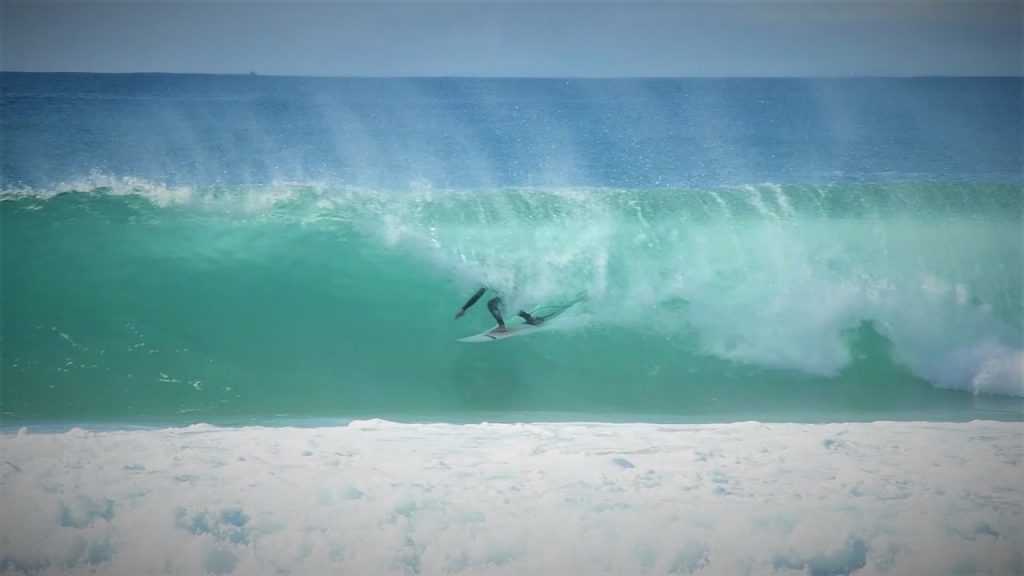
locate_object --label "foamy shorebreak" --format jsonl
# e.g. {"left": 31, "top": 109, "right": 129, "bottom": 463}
{"left": 2, "top": 420, "right": 1021, "bottom": 575}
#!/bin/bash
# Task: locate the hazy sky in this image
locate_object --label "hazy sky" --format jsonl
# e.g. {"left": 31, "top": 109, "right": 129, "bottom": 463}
{"left": 2, "top": 1, "right": 1021, "bottom": 77}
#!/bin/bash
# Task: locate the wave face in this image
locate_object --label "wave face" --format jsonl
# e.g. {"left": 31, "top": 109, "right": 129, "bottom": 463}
{"left": 2, "top": 74, "right": 1022, "bottom": 423}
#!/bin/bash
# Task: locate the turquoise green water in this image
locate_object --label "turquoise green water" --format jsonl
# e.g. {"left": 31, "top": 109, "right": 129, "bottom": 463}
{"left": 2, "top": 181, "right": 1022, "bottom": 424}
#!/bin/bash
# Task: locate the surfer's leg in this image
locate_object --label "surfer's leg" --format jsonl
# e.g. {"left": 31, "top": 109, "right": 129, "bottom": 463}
{"left": 487, "top": 297, "right": 506, "bottom": 330}
{"left": 518, "top": 310, "right": 542, "bottom": 325}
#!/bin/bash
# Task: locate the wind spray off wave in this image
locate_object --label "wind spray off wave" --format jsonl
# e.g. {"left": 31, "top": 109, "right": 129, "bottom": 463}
{"left": 2, "top": 74, "right": 1022, "bottom": 423}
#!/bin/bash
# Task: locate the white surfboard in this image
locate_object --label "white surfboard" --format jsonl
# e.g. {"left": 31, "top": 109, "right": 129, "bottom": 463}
{"left": 458, "top": 321, "right": 547, "bottom": 343}
{"left": 457, "top": 297, "right": 585, "bottom": 343}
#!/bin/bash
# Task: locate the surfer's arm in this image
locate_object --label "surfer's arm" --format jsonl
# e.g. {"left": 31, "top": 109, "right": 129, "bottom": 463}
{"left": 455, "top": 287, "right": 487, "bottom": 318}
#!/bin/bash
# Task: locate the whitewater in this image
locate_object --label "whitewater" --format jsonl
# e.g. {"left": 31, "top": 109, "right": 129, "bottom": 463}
{"left": 3, "top": 421, "right": 1023, "bottom": 575}
{"left": 1, "top": 73, "right": 1022, "bottom": 575}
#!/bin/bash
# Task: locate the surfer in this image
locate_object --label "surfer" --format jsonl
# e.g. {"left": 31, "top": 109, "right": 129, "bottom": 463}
{"left": 454, "top": 287, "right": 542, "bottom": 333}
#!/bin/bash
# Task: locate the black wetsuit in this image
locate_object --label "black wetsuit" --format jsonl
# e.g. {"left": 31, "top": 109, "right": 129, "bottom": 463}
{"left": 460, "top": 287, "right": 538, "bottom": 328}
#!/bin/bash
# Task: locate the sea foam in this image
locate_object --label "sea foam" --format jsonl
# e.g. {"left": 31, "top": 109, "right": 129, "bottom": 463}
{"left": 1, "top": 420, "right": 1021, "bottom": 575}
